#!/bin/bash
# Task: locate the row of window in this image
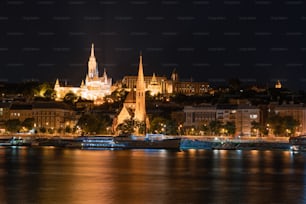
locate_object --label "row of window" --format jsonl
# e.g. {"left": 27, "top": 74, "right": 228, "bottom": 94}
{"left": 10, "top": 111, "right": 72, "bottom": 117}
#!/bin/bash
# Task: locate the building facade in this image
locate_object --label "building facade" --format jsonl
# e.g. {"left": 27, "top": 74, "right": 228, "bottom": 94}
{"left": 32, "top": 102, "right": 77, "bottom": 132}
{"left": 4, "top": 102, "right": 77, "bottom": 133}
{"left": 183, "top": 103, "right": 260, "bottom": 136}
{"left": 54, "top": 44, "right": 112, "bottom": 104}
{"left": 121, "top": 69, "right": 213, "bottom": 96}
{"left": 122, "top": 74, "right": 168, "bottom": 95}
{"left": 272, "top": 103, "right": 306, "bottom": 135}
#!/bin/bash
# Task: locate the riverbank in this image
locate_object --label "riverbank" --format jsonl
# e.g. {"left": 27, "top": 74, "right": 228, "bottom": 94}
{"left": 180, "top": 139, "right": 290, "bottom": 150}
{"left": 0, "top": 135, "right": 291, "bottom": 150}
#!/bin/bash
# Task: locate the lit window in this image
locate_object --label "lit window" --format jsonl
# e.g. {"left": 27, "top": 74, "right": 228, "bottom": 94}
{"left": 250, "top": 114, "right": 258, "bottom": 119}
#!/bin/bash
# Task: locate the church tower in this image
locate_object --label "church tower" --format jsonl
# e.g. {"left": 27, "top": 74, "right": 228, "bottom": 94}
{"left": 171, "top": 68, "right": 179, "bottom": 82}
{"left": 88, "top": 43, "right": 98, "bottom": 79}
{"left": 134, "top": 54, "right": 146, "bottom": 123}
{"left": 275, "top": 80, "right": 282, "bottom": 89}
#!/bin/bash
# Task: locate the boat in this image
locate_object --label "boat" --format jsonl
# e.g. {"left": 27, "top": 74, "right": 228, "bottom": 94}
{"left": 114, "top": 134, "right": 182, "bottom": 150}
{"left": 67, "top": 136, "right": 126, "bottom": 149}
{"left": 0, "top": 137, "right": 31, "bottom": 147}
{"left": 67, "top": 134, "right": 181, "bottom": 150}
{"left": 211, "top": 142, "right": 238, "bottom": 150}
{"left": 289, "top": 135, "right": 306, "bottom": 151}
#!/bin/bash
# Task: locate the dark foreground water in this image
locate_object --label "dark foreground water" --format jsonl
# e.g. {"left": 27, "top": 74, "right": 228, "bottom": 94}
{"left": 0, "top": 147, "right": 305, "bottom": 204}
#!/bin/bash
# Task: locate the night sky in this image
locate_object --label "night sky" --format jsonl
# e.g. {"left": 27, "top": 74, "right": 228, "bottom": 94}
{"left": 1, "top": 0, "right": 306, "bottom": 90}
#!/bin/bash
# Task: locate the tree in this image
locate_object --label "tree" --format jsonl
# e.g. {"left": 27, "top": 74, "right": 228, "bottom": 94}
{"left": 64, "top": 92, "right": 78, "bottom": 105}
{"left": 282, "top": 116, "right": 299, "bottom": 136}
{"left": 148, "top": 116, "right": 179, "bottom": 135}
{"left": 5, "top": 119, "right": 21, "bottom": 133}
{"left": 149, "top": 117, "right": 167, "bottom": 134}
{"left": 268, "top": 114, "right": 284, "bottom": 136}
{"left": 96, "top": 114, "right": 112, "bottom": 134}
{"left": 22, "top": 81, "right": 40, "bottom": 100}
{"left": 77, "top": 113, "right": 112, "bottom": 134}
{"left": 48, "top": 128, "right": 55, "bottom": 134}
{"left": 65, "top": 126, "right": 72, "bottom": 133}
{"left": 22, "top": 118, "right": 35, "bottom": 130}
{"left": 209, "top": 120, "right": 223, "bottom": 135}
{"left": 136, "top": 121, "right": 146, "bottom": 135}
{"left": 199, "top": 123, "right": 209, "bottom": 135}
{"left": 57, "top": 127, "right": 64, "bottom": 134}
{"left": 44, "top": 89, "right": 56, "bottom": 99}
{"left": 34, "top": 82, "right": 55, "bottom": 100}
{"left": 251, "top": 121, "right": 268, "bottom": 136}
{"left": 116, "top": 118, "right": 135, "bottom": 135}
{"left": 77, "top": 114, "right": 99, "bottom": 134}
{"left": 267, "top": 114, "right": 300, "bottom": 136}
{"left": 39, "top": 127, "right": 46, "bottom": 133}
{"left": 228, "top": 78, "right": 241, "bottom": 92}
{"left": 223, "top": 121, "right": 236, "bottom": 136}
{"left": 164, "top": 119, "right": 178, "bottom": 135}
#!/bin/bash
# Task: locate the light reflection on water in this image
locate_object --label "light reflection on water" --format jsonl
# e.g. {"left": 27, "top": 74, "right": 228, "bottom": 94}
{"left": 0, "top": 147, "right": 305, "bottom": 204}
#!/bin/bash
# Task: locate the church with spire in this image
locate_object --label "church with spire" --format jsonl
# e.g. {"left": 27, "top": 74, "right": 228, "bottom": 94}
{"left": 113, "top": 54, "right": 149, "bottom": 135}
{"left": 54, "top": 44, "right": 112, "bottom": 104}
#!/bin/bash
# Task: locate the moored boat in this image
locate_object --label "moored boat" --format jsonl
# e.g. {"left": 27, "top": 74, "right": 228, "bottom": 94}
{"left": 67, "top": 134, "right": 182, "bottom": 150}
{"left": 0, "top": 137, "right": 31, "bottom": 147}
{"left": 67, "top": 136, "right": 126, "bottom": 149}
{"left": 289, "top": 135, "right": 306, "bottom": 151}
{"left": 114, "top": 134, "right": 182, "bottom": 150}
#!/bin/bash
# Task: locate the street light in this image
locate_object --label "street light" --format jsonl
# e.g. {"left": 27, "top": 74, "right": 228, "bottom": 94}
{"left": 178, "top": 124, "right": 183, "bottom": 135}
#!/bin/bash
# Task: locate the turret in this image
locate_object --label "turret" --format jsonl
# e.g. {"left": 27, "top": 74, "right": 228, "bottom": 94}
{"left": 171, "top": 68, "right": 179, "bottom": 81}
{"left": 54, "top": 78, "right": 60, "bottom": 89}
{"left": 103, "top": 68, "right": 108, "bottom": 83}
{"left": 88, "top": 43, "right": 98, "bottom": 79}
{"left": 80, "top": 80, "right": 85, "bottom": 88}
{"left": 150, "top": 73, "right": 158, "bottom": 85}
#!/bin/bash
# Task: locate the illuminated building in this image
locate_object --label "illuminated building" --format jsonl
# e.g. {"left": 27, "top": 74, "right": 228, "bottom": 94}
{"left": 54, "top": 44, "right": 112, "bottom": 104}
{"left": 147, "top": 73, "right": 162, "bottom": 96}
{"left": 0, "top": 103, "right": 10, "bottom": 133}
{"left": 120, "top": 69, "right": 212, "bottom": 96}
{"left": 173, "top": 81, "right": 212, "bottom": 95}
{"left": 114, "top": 54, "right": 149, "bottom": 135}
{"left": 7, "top": 102, "right": 77, "bottom": 133}
{"left": 122, "top": 74, "right": 168, "bottom": 95}
{"left": 183, "top": 103, "right": 260, "bottom": 136}
{"left": 271, "top": 103, "right": 306, "bottom": 135}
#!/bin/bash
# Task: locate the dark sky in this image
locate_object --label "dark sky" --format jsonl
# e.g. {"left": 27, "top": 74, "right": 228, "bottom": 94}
{"left": 1, "top": 0, "right": 306, "bottom": 90}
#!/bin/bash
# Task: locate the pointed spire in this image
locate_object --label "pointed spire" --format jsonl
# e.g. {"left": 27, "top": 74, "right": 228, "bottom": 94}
{"left": 103, "top": 68, "right": 108, "bottom": 83}
{"left": 151, "top": 73, "right": 157, "bottom": 84}
{"left": 135, "top": 53, "right": 146, "bottom": 125}
{"left": 88, "top": 43, "right": 98, "bottom": 78}
{"left": 54, "top": 78, "right": 60, "bottom": 88}
{"left": 91, "top": 43, "right": 95, "bottom": 57}
{"left": 137, "top": 53, "right": 144, "bottom": 84}
{"left": 171, "top": 68, "right": 179, "bottom": 81}
{"left": 55, "top": 78, "right": 59, "bottom": 85}
{"left": 80, "top": 80, "right": 85, "bottom": 88}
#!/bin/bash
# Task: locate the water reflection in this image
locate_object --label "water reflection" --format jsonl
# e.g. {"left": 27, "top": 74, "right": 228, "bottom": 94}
{"left": 0, "top": 147, "right": 305, "bottom": 203}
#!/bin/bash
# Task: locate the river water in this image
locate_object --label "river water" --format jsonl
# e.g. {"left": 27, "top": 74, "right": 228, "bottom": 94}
{"left": 0, "top": 147, "right": 305, "bottom": 204}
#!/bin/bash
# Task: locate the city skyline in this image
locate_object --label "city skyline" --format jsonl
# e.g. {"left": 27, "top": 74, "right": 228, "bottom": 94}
{"left": 0, "top": 1, "right": 306, "bottom": 90}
